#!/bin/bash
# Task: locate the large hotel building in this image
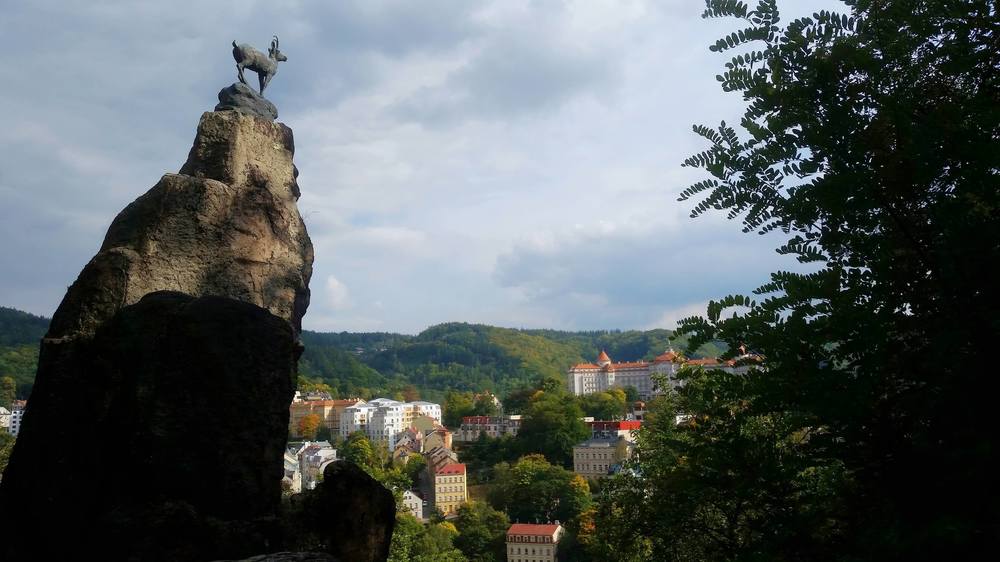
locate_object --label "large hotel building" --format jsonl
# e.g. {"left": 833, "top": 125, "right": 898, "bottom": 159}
{"left": 567, "top": 349, "right": 751, "bottom": 399}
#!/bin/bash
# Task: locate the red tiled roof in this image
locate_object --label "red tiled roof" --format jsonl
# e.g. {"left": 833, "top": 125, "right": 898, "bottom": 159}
{"left": 571, "top": 363, "right": 600, "bottom": 369}
{"left": 293, "top": 399, "right": 363, "bottom": 407}
{"left": 611, "top": 361, "right": 648, "bottom": 369}
{"left": 436, "top": 463, "right": 466, "bottom": 475}
{"left": 597, "top": 350, "right": 611, "bottom": 362}
{"left": 588, "top": 420, "right": 642, "bottom": 430}
{"left": 685, "top": 358, "right": 721, "bottom": 366}
{"left": 654, "top": 351, "right": 680, "bottom": 362}
{"left": 507, "top": 523, "right": 561, "bottom": 536}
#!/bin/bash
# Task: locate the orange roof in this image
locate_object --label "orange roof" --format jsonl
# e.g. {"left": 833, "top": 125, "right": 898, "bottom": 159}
{"left": 611, "top": 361, "right": 648, "bottom": 368}
{"left": 654, "top": 350, "right": 680, "bottom": 362}
{"left": 293, "top": 399, "right": 362, "bottom": 407}
{"left": 507, "top": 523, "right": 561, "bottom": 536}
{"left": 597, "top": 350, "right": 611, "bottom": 362}
{"left": 572, "top": 360, "right": 649, "bottom": 371}
{"left": 588, "top": 420, "right": 642, "bottom": 430}
{"left": 436, "top": 463, "right": 466, "bottom": 475}
{"left": 685, "top": 358, "right": 720, "bottom": 366}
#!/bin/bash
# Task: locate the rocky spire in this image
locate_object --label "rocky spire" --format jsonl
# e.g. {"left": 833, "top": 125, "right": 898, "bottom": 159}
{"left": 0, "top": 107, "right": 357, "bottom": 561}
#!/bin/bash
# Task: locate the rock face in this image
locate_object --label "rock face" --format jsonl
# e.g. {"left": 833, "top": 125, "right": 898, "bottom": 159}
{"left": 47, "top": 110, "right": 312, "bottom": 339}
{"left": 216, "top": 82, "right": 279, "bottom": 120}
{"left": 0, "top": 108, "right": 333, "bottom": 560}
{"left": 283, "top": 462, "right": 396, "bottom": 562}
{"left": 1, "top": 292, "right": 299, "bottom": 560}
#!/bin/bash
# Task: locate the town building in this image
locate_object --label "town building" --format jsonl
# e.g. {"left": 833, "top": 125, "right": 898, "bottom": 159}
{"left": 431, "top": 463, "right": 467, "bottom": 516}
{"left": 8, "top": 400, "right": 26, "bottom": 436}
{"left": 425, "top": 445, "right": 460, "bottom": 474}
{"left": 506, "top": 523, "right": 564, "bottom": 562}
{"left": 0, "top": 406, "right": 10, "bottom": 433}
{"left": 567, "top": 349, "right": 754, "bottom": 399}
{"left": 393, "top": 423, "right": 453, "bottom": 462}
{"left": 282, "top": 450, "right": 302, "bottom": 493}
{"left": 340, "top": 398, "right": 443, "bottom": 449}
{"left": 289, "top": 398, "right": 365, "bottom": 438}
{"left": 573, "top": 437, "right": 634, "bottom": 479}
{"left": 587, "top": 420, "right": 641, "bottom": 441}
{"left": 296, "top": 390, "right": 334, "bottom": 401}
{"left": 454, "top": 415, "right": 522, "bottom": 443}
{"left": 297, "top": 441, "right": 338, "bottom": 490}
{"left": 401, "top": 489, "right": 424, "bottom": 520}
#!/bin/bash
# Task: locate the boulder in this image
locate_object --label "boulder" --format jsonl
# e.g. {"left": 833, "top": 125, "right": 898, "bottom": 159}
{"left": 284, "top": 461, "right": 396, "bottom": 562}
{"left": 216, "top": 82, "right": 279, "bottom": 120}
{"left": 0, "top": 292, "right": 299, "bottom": 560}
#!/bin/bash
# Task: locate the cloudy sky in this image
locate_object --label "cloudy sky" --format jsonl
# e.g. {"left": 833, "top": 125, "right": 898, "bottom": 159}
{"left": 2, "top": 0, "right": 844, "bottom": 334}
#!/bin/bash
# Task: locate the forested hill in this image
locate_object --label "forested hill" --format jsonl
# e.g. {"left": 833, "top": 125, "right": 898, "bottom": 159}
{"left": 0, "top": 307, "right": 49, "bottom": 398}
{"left": 0, "top": 306, "right": 722, "bottom": 402}
{"left": 299, "top": 322, "right": 724, "bottom": 403}
{"left": 0, "top": 307, "right": 48, "bottom": 346}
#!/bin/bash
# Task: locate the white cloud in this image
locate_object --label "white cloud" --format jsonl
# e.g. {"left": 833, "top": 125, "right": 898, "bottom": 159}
{"left": 644, "top": 301, "right": 711, "bottom": 330}
{"left": 1, "top": 0, "right": 848, "bottom": 332}
{"left": 325, "top": 275, "right": 351, "bottom": 310}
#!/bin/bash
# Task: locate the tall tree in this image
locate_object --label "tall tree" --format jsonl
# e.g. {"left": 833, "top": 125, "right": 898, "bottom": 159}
{"left": 342, "top": 431, "right": 379, "bottom": 475}
{"left": 296, "top": 413, "right": 322, "bottom": 441}
{"left": 0, "top": 376, "right": 15, "bottom": 409}
{"left": 517, "top": 391, "right": 590, "bottom": 467}
{"left": 453, "top": 501, "right": 510, "bottom": 562}
{"left": 443, "top": 391, "right": 476, "bottom": 428}
{"left": 487, "top": 454, "right": 591, "bottom": 525}
{"left": 599, "top": 1, "right": 1000, "bottom": 560}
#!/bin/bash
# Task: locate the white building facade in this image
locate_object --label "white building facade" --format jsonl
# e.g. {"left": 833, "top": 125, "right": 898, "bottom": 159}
{"left": 506, "top": 523, "right": 564, "bottom": 562}
{"left": 567, "top": 350, "right": 752, "bottom": 399}
{"left": 340, "top": 398, "right": 442, "bottom": 449}
{"left": 297, "top": 441, "right": 338, "bottom": 490}
{"left": 402, "top": 489, "right": 424, "bottom": 520}
{"left": 454, "top": 415, "right": 522, "bottom": 442}
{"left": 8, "top": 400, "right": 26, "bottom": 436}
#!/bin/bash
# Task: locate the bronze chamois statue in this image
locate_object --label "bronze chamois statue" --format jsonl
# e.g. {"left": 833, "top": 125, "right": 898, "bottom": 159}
{"left": 232, "top": 35, "right": 287, "bottom": 94}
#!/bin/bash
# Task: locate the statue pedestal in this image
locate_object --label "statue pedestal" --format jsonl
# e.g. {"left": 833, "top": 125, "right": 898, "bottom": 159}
{"left": 214, "top": 82, "right": 278, "bottom": 120}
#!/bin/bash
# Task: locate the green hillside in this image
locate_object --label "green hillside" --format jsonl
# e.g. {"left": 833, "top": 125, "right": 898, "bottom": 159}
{"left": 0, "top": 306, "right": 724, "bottom": 402}
{"left": 0, "top": 307, "right": 48, "bottom": 398}
{"left": 0, "top": 307, "right": 48, "bottom": 346}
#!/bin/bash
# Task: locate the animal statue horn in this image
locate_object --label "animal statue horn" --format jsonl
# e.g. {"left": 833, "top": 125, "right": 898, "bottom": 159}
{"left": 232, "top": 35, "right": 287, "bottom": 95}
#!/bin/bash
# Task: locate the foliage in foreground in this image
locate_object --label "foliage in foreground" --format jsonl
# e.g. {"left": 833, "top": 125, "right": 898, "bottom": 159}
{"left": 598, "top": 0, "right": 999, "bottom": 560}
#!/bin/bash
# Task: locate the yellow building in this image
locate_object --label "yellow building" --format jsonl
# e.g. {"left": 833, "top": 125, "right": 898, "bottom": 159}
{"left": 289, "top": 398, "right": 364, "bottom": 438}
{"left": 506, "top": 523, "right": 563, "bottom": 562}
{"left": 573, "top": 437, "right": 633, "bottom": 479}
{"left": 432, "top": 463, "right": 467, "bottom": 516}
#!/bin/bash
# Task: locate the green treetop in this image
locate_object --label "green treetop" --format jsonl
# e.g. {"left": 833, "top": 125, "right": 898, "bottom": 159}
{"left": 598, "top": 0, "right": 1000, "bottom": 560}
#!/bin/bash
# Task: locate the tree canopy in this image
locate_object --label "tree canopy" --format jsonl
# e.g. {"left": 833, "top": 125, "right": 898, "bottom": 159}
{"left": 487, "top": 454, "right": 591, "bottom": 526}
{"left": 599, "top": 0, "right": 1000, "bottom": 559}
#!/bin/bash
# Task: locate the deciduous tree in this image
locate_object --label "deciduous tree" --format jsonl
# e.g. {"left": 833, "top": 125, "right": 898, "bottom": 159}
{"left": 517, "top": 391, "right": 589, "bottom": 467}
{"left": 0, "top": 376, "right": 15, "bottom": 409}
{"left": 296, "top": 413, "right": 321, "bottom": 440}
{"left": 453, "top": 501, "right": 510, "bottom": 562}
{"left": 487, "top": 455, "right": 591, "bottom": 525}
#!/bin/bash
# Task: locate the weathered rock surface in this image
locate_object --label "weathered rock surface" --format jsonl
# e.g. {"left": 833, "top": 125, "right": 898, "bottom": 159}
{"left": 47, "top": 110, "right": 312, "bottom": 338}
{"left": 0, "top": 292, "right": 299, "bottom": 560}
{"left": 283, "top": 461, "right": 396, "bottom": 562}
{"left": 216, "top": 82, "right": 279, "bottom": 120}
{"left": 0, "top": 108, "right": 343, "bottom": 561}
